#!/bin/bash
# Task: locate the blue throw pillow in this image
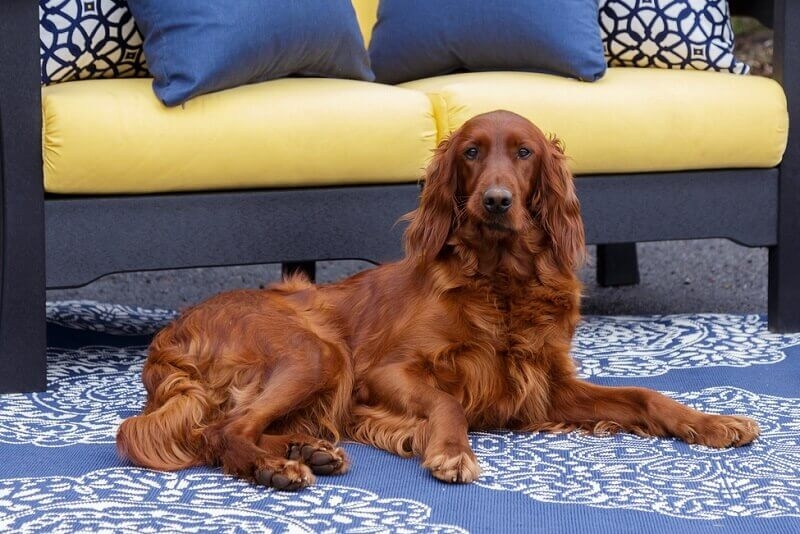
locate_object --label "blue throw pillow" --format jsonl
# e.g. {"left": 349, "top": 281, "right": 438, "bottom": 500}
{"left": 40, "top": 0, "right": 148, "bottom": 84}
{"left": 126, "top": 0, "right": 374, "bottom": 106}
{"left": 369, "top": 0, "right": 607, "bottom": 84}
{"left": 599, "top": 0, "right": 749, "bottom": 74}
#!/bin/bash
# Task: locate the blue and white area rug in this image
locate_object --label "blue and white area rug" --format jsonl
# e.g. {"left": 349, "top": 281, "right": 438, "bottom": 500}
{"left": 1, "top": 301, "right": 799, "bottom": 533}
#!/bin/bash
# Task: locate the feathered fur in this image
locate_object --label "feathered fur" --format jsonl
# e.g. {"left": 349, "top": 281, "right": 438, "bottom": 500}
{"left": 118, "top": 110, "right": 759, "bottom": 489}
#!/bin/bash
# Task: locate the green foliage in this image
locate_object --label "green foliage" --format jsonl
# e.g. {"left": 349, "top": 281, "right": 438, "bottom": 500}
{"left": 732, "top": 16, "right": 765, "bottom": 36}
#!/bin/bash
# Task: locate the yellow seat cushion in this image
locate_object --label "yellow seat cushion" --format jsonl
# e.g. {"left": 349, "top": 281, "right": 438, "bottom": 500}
{"left": 402, "top": 68, "right": 788, "bottom": 174}
{"left": 43, "top": 78, "right": 437, "bottom": 194}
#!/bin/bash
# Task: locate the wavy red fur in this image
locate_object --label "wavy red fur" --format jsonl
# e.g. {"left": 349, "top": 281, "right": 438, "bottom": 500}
{"left": 117, "top": 110, "right": 759, "bottom": 489}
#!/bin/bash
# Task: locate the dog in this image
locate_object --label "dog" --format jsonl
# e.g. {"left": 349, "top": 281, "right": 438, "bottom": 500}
{"left": 117, "top": 110, "right": 759, "bottom": 490}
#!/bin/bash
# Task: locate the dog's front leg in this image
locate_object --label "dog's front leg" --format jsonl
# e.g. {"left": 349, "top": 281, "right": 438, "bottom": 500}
{"left": 361, "top": 362, "right": 481, "bottom": 483}
{"left": 546, "top": 379, "right": 760, "bottom": 447}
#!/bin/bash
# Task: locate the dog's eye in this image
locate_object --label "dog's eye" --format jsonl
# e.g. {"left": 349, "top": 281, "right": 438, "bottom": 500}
{"left": 517, "top": 147, "right": 532, "bottom": 160}
{"left": 464, "top": 147, "right": 479, "bottom": 160}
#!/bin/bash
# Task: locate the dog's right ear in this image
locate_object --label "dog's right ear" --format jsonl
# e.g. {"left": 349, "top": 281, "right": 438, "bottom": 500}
{"left": 402, "top": 134, "right": 459, "bottom": 264}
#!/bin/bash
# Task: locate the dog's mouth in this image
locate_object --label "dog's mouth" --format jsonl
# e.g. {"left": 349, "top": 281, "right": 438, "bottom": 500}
{"left": 483, "top": 218, "right": 514, "bottom": 233}
{"left": 465, "top": 203, "right": 517, "bottom": 234}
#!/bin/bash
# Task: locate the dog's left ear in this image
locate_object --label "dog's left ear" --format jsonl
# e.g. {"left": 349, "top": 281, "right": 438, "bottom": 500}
{"left": 531, "top": 136, "right": 586, "bottom": 271}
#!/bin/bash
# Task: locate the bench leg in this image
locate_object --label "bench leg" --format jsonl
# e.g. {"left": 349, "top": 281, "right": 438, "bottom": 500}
{"left": 0, "top": 245, "right": 46, "bottom": 393}
{"left": 768, "top": 246, "right": 800, "bottom": 332}
{"left": 596, "top": 243, "right": 640, "bottom": 287}
{"left": 282, "top": 261, "right": 316, "bottom": 283}
{"left": 768, "top": 167, "right": 800, "bottom": 331}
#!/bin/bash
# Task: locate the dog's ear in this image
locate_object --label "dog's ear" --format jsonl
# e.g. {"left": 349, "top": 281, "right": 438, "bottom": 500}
{"left": 531, "top": 136, "right": 586, "bottom": 271}
{"left": 403, "top": 134, "right": 460, "bottom": 264}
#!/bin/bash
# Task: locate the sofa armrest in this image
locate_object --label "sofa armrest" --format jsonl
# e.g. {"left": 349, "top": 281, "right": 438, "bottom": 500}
{"left": 769, "top": 1, "right": 799, "bottom": 144}
{"left": 0, "top": 0, "right": 46, "bottom": 392}
{"left": 773, "top": 1, "right": 799, "bottom": 91}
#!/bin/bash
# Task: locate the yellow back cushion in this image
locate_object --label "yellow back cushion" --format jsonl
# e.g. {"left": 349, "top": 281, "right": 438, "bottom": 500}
{"left": 352, "top": 0, "right": 379, "bottom": 46}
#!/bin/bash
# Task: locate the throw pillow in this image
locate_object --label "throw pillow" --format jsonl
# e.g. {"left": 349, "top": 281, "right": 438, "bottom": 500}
{"left": 126, "top": 0, "right": 375, "bottom": 106}
{"left": 368, "top": 0, "right": 607, "bottom": 84}
{"left": 40, "top": 0, "right": 148, "bottom": 84}
{"left": 600, "top": 0, "right": 749, "bottom": 74}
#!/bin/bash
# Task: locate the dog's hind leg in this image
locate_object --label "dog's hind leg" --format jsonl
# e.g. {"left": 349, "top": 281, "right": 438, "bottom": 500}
{"left": 203, "top": 342, "right": 347, "bottom": 490}
{"left": 203, "top": 385, "right": 315, "bottom": 489}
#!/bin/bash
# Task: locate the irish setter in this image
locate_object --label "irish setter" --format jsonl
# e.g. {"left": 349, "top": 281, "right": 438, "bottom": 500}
{"left": 117, "top": 110, "right": 759, "bottom": 490}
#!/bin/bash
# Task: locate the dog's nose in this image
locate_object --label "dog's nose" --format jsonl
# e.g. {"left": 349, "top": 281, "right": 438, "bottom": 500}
{"left": 483, "top": 187, "right": 512, "bottom": 214}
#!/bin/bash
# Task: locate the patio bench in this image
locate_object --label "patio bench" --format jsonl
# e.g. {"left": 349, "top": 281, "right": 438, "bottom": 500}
{"left": 0, "top": 0, "right": 797, "bottom": 393}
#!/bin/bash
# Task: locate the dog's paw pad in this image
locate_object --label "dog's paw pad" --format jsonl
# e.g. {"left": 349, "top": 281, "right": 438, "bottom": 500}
{"left": 254, "top": 459, "right": 314, "bottom": 491}
{"left": 288, "top": 440, "right": 350, "bottom": 475}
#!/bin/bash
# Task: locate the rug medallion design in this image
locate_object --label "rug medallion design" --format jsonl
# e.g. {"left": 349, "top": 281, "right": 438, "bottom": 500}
{"left": 1, "top": 302, "right": 798, "bottom": 532}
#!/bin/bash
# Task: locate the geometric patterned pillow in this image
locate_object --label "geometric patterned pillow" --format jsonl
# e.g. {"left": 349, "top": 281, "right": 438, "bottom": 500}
{"left": 599, "top": 0, "right": 749, "bottom": 74}
{"left": 40, "top": 0, "right": 148, "bottom": 84}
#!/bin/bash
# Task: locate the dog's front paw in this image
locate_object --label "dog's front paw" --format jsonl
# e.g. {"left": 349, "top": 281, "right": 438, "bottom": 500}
{"left": 680, "top": 414, "right": 760, "bottom": 448}
{"left": 423, "top": 443, "right": 481, "bottom": 483}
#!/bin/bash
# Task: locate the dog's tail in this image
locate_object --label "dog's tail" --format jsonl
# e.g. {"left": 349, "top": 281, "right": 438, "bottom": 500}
{"left": 117, "top": 332, "right": 213, "bottom": 471}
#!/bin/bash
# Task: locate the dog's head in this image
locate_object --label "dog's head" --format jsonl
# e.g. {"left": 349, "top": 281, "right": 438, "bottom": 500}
{"left": 404, "top": 110, "right": 585, "bottom": 272}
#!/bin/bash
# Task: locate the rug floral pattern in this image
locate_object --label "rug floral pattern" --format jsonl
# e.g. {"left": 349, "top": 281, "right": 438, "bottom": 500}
{"left": 1, "top": 301, "right": 799, "bottom": 532}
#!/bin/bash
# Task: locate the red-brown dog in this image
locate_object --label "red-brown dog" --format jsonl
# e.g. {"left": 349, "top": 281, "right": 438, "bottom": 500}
{"left": 118, "top": 110, "right": 759, "bottom": 490}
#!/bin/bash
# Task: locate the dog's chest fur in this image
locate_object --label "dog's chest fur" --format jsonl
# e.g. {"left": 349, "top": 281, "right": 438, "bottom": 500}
{"left": 431, "top": 275, "right": 578, "bottom": 428}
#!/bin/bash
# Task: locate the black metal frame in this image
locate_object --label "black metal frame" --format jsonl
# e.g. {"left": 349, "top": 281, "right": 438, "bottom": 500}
{"left": 596, "top": 244, "right": 640, "bottom": 287}
{"left": 767, "top": 0, "right": 800, "bottom": 332}
{"left": 0, "top": 1, "right": 46, "bottom": 393}
{"left": 0, "top": 0, "right": 796, "bottom": 392}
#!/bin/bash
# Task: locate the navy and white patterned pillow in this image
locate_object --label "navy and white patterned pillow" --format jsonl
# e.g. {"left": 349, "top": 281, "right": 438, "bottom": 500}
{"left": 40, "top": 0, "right": 148, "bottom": 84}
{"left": 599, "top": 0, "right": 749, "bottom": 74}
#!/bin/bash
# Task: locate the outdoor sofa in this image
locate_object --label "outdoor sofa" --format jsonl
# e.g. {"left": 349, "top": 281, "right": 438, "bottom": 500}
{"left": 0, "top": 0, "right": 796, "bottom": 394}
